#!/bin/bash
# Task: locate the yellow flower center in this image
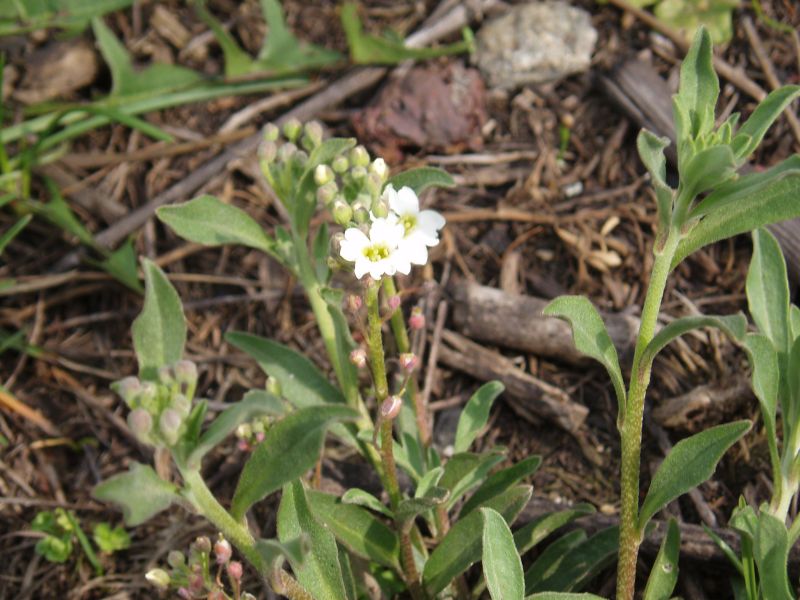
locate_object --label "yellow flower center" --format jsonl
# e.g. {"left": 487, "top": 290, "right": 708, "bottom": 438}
{"left": 399, "top": 214, "right": 417, "bottom": 235}
{"left": 363, "top": 243, "right": 390, "bottom": 262}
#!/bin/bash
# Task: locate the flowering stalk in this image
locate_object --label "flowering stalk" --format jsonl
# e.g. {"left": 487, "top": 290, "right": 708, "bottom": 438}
{"left": 383, "top": 276, "right": 431, "bottom": 447}
{"left": 365, "top": 281, "right": 402, "bottom": 508}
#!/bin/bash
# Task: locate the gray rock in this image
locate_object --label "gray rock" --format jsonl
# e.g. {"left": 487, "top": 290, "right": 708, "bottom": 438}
{"left": 475, "top": 1, "right": 598, "bottom": 89}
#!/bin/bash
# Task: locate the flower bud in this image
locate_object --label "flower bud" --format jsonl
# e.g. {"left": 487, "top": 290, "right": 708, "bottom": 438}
{"left": 208, "top": 588, "right": 226, "bottom": 600}
{"left": 214, "top": 537, "right": 232, "bottom": 565}
{"left": 236, "top": 423, "right": 253, "bottom": 440}
{"left": 409, "top": 307, "right": 425, "bottom": 330}
{"left": 365, "top": 172, "right": 383, "bottom": 198}
{"left": 399, "top": 353, "right": 418, "bottom": 373}
{"left": 350, "top": 165, "right": 367, "bottom": 182}
{"left": 227, "top": 560, "right": 243, "bottom": 581}
{"left": 302, "top": 121, "right": 323, "bottom": 150}
{"left": 294, "top": 150, "right": 309, "bottom": 167}
{"left": 266, "top": 376, "right": 282, "bottom": 397}
{"left": 159, "top": 409, "right": 182, "bottom": 446}
{"left": 193, "top": 536, "right": 212, "bottom": 554}
{"left": 314, "top": 164, "right": 335, "bottom": 186}
{"left": 260, "top": 140, "right": 277, "bottom": 164}
{"left": 369, "top": 157, "right": 388, "bottom": 180}
{"left": 282, "top": 117, "right": 302, "bottom": 142}
{"left": 352, "top": 202, "right": 369, "bottom": 224}
{"left": 171, "top": 394, "right": 191, "bottom": 417}
{"left": 347, "top": 294, "right": 362, "bottom": 312}
{"left": 128, "top": 408, "right": 153, "bottom": 441}
{"left": 380, "top": 395, "right": 402, "bottom": 420}
{"left": 277, "top": 142, "right": 297, "bottom": 163}
{"left": 349, "top": 348, "right": 367, "bottom": 369}
{"left": 332, "top": 155, "right": 349, "bottom": 173}
{"left": 188, "top": 570, "right": 204, "bottom": 593}
{"left": 349, "top": 145, "right": 370, "bottom": 167}
{"left": 316, "top": 181, "right": 338, "bottom": 205}
{"left": 115, "top": 376, "right": 141, "bottom": 406}
{"left": 177, "top": 588, "right": 192, "bottom": 599}
{"left": 370, "top": 195, "right": 389, "bottom": 218}
{"left": 332, "top": 200, "right": 353, "bottom": 226}
{"left": 145, "top": 568, "right": 171, "bottom": 590}
{"left": 387, "top": 295, "right": 401, "bottom": 311}
{"left": 263, "top": 122, "right": 280, "bottom": 142}
{"left": 174, "top": 360, "right": 197, "bottom": 386}
{"left": 158, "top": 365, "right": 174, "bottom": 385}
{"left": 167, "top": 550, "right": 185, "bottom": 569}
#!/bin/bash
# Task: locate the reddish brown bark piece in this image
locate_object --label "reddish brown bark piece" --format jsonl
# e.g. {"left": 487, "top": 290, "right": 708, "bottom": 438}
{"left": 352, "top": 62, "right": 487, "bottom": 162}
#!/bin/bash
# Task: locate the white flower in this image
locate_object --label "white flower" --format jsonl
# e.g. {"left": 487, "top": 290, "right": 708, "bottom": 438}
{"left": 339, "top": 218, "right": 411, "bottom": 280}
{"left": 383, "top": 184, "right": 446, "bottom": 265}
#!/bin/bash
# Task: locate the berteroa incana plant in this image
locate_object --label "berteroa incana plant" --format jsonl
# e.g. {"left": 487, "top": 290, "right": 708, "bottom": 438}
{"left": 95, "top": 120, "right": 610, "bottom": 599}
{"left": 544, "top": 26, "right": 800, "bottom": 600}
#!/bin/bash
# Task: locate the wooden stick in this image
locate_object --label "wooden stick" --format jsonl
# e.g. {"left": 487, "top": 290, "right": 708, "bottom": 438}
{"left": 437, "top": 329, "right": 589, "bottom": 433}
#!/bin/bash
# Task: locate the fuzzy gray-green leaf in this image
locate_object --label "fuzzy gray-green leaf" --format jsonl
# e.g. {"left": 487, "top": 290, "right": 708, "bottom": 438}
{"left": 131, "top": 259, "right": 186, "bottom": 380}
{"left": 641, "top": 313, "right": 746, "bottom": 366}
{"left": 733, "top": 85, "right": 800, "bottom": 160}
{"left": 643, "top": 518, "right": 680, "bottom": 600}
{"left": 454, "top": 381, "right": 504, "bottom": 453}
{"left": 747, "top": 228, "right": 790, "bottom": 354}
{"left": 93, "top": 463, "right": 181, "bottom": 526}
{"left": 638, "top": 420, "right": 751, "bottom": 530}
{"left": 482, "top": 507, "right": 525, "bottom": 600}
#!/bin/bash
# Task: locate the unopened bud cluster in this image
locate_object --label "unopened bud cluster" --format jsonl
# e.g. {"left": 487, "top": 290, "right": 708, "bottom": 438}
{"left": 145, "top": 534, "right": 249, "bottom": 599}
{"left": 259, "top": 119, "right": 327, "bottom": 191}
{"left": 235, "top": 415, "right": 273, "bottom": 452}
{"left": 115, "top": 360, "right": 199, "bottom": 448}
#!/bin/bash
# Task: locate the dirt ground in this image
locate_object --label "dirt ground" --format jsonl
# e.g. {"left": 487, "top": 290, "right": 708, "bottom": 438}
{"left": 1, "top": 0, "right": 799, "bottom": 598}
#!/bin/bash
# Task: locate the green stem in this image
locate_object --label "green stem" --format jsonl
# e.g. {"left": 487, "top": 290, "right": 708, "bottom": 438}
{"left": 383, "top": 276, "right": 431, "bottom": 447}
{"left": 617, "top": 231, "right": 680, "bottom": 600}
{"left": 366, "top": 281, "right": 403, "bottom": 508}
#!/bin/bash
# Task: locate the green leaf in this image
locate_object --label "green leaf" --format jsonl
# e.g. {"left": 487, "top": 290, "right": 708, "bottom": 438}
{"left": 307, "top": 490, "right": 401, "bottom": 570}
{"left": 747, "top": 228, "right": 791, "bottom": 353}
{"left": 754, "top": 511, "right": 792, "bottom": 600}
{"left": 790, "top": 337, "right": 800, "bottom": 412}
{"left": 637, "top": 130, "right": 671, "bottom": 189}
{"left": 454, "top": 381, "right": 504, "bottom": 453}
{"left": 526, "top": 594, "right": 607, "bottom": 600}
{"left": 461, "top": 455, "right": 542, "bottom": 517}
{"left": 790, "top": 305, "right": 800, "bottom": 340}
{"left": 733, "top": 85, "right": 800, "bottom": 160}
{"left": 643, "top": 519, "right": 680, "bottom": 600}
{"left": 513, "top": 504, "right": 595, "bottom": 558}
{"left": 395, "top": 487, "right": 449, "bottom": 527}
{"left": 641, "top": 313, "right": 747, "bottom": 366}
{"left": 341, "top": 3, "right": 469, "bottom": 65}
{"left": 93, "top": 17, "right": 203, "bottom": 98}
{"left": 231, "top": 405, "right": 358, "bottom": 520}
{"left": 35, "top": 535, "right": 73, "bottom": 563}
{"left": 482, "top": 507, "right": 525, "bottom": 600}
{"left": 387, "top": 167, "right": 455, "bottom": 195}
{"left": 225, "top": 332, "right": 346, "bottom": 407}
{"left": 423, "top": 485, "right": 532, "bottom": 596}
{"left": 524, "top": 530, "right": 587, "bottom": 591}
{"left": 33, "top": 188, "right": 96, "bottom": 248}
{"left": 0, "top": 0, "right": 133, "bottom": 34}
{"left": 526, "top": 526, "right": 619, "bottom": 594}
{"left": 675, "top": 27, "right": 718, "bottom": 142}
{"left": 256, "top": 537, "right": 306, "bottom": 570}
{"left": 415, "top": 466, "right": 444, "bottom": 499}
{"left": 157, "top": 195, "right": 277, "bottom": 255}
{"left": 638, "top": 420, "right": 751, "bottom": 531}
{"left": 0, "top": 215, "right": 31, "bottom": 255}
{"left": 188, "top": 390, "right": 285, "bottom": 467}
{"left": 193, "top": 1, "right": 256, "bottom": 78}
{"left": 97, "top": 237, "right": 142, "bottom": 293}
{"left": 542, "top": 296, "right": 626, "bottom": 419}
{"left": 92, "top": 462, "right": 182, "bottom": 526}
{"left": 672, "top": 166, "right": 800, "bottom": 268}
{"left": 679, "top": 144, "right": 737, "bottom": 202}
{"left": 341, "top": 488, "right": 393, "bottom": 518}
{"left": 92, "top": 522, "right": 131, "bottom": 553}
{"left": 742, "top": 333, "right": 780, "bottom": 482}
{"left": 278, "top": 481, "right": 348, "bottom": 600}
{"left": 441, "top": 450, "right": 505, "bottom": 510}
{"left": 131, "top": 259, "right": 186, "bottom": 380}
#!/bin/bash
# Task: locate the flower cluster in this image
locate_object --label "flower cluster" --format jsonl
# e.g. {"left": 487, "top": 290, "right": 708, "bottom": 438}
{"left": 146, "top": 534, "right": 251, "bottom": 600}
{"left": 339, "top": 184, "right": 445, "bottom": 280}
{"left": 114, "top": 360, "right": 198, "bottom": 448}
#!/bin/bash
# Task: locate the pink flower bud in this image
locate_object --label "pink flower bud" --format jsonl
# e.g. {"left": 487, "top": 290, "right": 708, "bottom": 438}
{"left": 177, "top": 587, "right": 192, "bottom": 599}
{"left": 115, "top": 376, "right": 141, "bottom": 404}
{"left": 349, "top": 348, "right": 367, "bottom": 369}
{"left": 127, "top": 408, "right": 153, "bottom": 439}
{"left": 380, "top": 395, "right": 402, "bottom": 420}
{"left": 227, "top": 560, "right": 243, "bottom": 581}
{"left": 399, "top": 353, "right": 418, "bottom": 373}
{"left": 188, "top": 571, "right": 204, "bottom": 593}
{"left": 193, "top": 536, "right": 212, "bottom": 554}
{"left": 347, "top": 295, "right": 362, "bottom": 312}
{"left": 255, "top": 431, "right": 265, "bottom": 443}
{"left": 237, "top": 438, "right": 251, "bottom": 452}
{"left": 387, "top": 295, "right": 401, "bottom": 311}
{"left": 208, "top": 589, "right": 226, "bottom": 600}
{"left": 409, "top": 307, "right": 425, "bottom": 330}
{"left": 214, "top": 538, "right": 232, "bottom": 565}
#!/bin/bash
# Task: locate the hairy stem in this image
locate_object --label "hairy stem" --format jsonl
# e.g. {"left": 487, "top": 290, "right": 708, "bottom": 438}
{"left": 617, "top": 231, "right": 679, "bottom": 600}
{"left": 383, "top": 276, "right": 431, "bottom": 448}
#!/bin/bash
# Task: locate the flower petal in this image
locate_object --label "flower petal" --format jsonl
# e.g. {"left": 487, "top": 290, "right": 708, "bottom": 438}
{"left": 418, "top": 210, "right": 445, "bottom": 233}
{"left": 353, "top": 258, "right": 369, "bottom": 279}
{"left": 400, "top": 238, "right": 429, "bottom": 265}
{"left": 394, "top": 186, "right": 420, "bottom": 215}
